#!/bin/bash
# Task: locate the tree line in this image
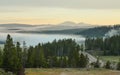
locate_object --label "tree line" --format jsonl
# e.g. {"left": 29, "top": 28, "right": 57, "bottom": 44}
{"left": 85, "top": 35, "right": 120, "bottom": 55}
{"left": 0, "top": 34, "right": 88, "bottom": 75}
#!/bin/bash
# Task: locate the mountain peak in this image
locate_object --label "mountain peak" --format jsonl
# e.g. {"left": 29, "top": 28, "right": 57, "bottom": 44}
{"left": 59, "top": 21, "right": 76, "bottom": 26}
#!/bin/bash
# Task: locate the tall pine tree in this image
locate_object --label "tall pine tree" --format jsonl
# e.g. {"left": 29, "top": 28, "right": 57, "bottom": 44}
{"left": 3, "top": 34, "right": 23, "bottom": 74}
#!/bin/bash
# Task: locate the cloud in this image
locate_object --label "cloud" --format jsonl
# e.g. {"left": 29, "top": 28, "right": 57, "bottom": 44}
{"left": 0, "top": 0, "right": 120, "bottom": 9}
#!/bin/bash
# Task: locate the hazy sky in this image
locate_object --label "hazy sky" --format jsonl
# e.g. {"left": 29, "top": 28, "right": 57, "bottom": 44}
{"left": 0, "top": 0, "right": 120, "bottom": 25}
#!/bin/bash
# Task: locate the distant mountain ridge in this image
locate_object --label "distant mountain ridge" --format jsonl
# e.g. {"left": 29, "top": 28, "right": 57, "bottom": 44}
{"left": 19, "top": 28, "right": 86, "bottom": 34}
{"left": 1, "top": 22, "right": 119, "bottom": 38}
{"left": 0, "top": 21, "right": 96, "bottom": 27}
{"left": 0, "top": 21, "right": 96, "bottom": 33}
{"left": 0, "top": 23, "right": 34, "bottom": 27}
{"left": 57, "top": 21, "right": 96, "bottom": 28}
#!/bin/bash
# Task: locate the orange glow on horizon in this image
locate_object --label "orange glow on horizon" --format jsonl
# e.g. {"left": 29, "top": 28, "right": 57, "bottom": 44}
{"left": 0, "top": 18, "right": 119, "bottom": 25}
{"left": 0, "top": 8, "right": 120, "bottom": 25}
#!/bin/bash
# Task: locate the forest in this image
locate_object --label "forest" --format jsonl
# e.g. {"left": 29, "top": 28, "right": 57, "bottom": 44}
{"left": 85, "top": 35, "right": 120, "bottom": 55}
{"left": 0, "top": 34, "right": 88, "bottom": 75}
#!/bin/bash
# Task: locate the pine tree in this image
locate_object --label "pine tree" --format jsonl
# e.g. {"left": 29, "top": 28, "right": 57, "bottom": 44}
{"left": 33, "top": 44, "right": 47, "bottom": 68}
{"left": 0, "top": 48, "right": 3, "bottom": 67}
{"left": 59, "top": 56, "right": 64, "bottom": 67}
{"left": 74, "top": 49, "right": 80, "bottom": 67}
{"left": 34, "top": 45, "right": 41, "bottom": 67}
{"left": 117, "top": 60, "right": 120, "bottom": 70}
{"left": 16, "top": 42, "right": 22, "bottom": 63}
{"left": 39, "top": 46, "right": 46, "bottom": 67}
{"left": 94, "top": 58, "right": 100, "bottom": 68}
{"left": 16, "top": 42, "right": 25, "bottom": 75}
{"left": 79, "top": 53, "right": 88, "bottom": 68}
{"left": 22, "top": 41, "right": 27, "bottom": 68}
{"left": 80, "top": 44, "right": 84, "bottom": 51}
{"left": 62, "top": 56, "right": 68, "bottom": 68}
{"left": 105, "top": 61, "right": 111, "bottom": 69}
{"left": 3, "top": 34, "right": 23, "bottom": 74}
{"left": 27, "top": 46, "right": 35, "bottom": 67}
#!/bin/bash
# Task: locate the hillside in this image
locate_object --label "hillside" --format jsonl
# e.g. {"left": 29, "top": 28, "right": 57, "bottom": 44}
{"left": 18, "top": 28, "right": 87, "bottom": 34}
{"left": 0, "top": 22, "right": 95, "bottom": 33}
{"left": 77, "top": 25, "right": 120, "bottom": 37}
{"left": 0, "top": 23, "right": 34, "bottom": 27}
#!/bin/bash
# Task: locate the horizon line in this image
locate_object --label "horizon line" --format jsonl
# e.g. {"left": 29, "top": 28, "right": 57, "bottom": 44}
{"left": 0, "top": 21, "right": 119, "bottom": 26}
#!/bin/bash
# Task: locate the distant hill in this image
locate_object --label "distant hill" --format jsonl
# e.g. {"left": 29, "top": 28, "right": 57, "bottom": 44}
{"left": 11, "top": 21, "right": 96, "bottom": 33}
{"left": 55, "top": 21, "right": 96, "bottom": 29}
{"left": 19, "top": 28, "right": 87, "bottom": 34}
{"left": 0, "top": 22, "right": 98, "bottom": 34}
{"left": 0, "top": 23, "right": 34, "bottom": 27}
{"left": 77, "top": 25, "right": 120, "bottom": 37}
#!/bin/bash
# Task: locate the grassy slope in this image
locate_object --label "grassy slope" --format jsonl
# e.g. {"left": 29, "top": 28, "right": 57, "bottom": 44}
{"left": 25, "top": 68, "right": 120, "bottom": 75}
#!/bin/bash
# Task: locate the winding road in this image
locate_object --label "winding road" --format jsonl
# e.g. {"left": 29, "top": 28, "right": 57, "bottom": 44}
{"left": 80, "top": 51, "right": 104, "bottom": 67}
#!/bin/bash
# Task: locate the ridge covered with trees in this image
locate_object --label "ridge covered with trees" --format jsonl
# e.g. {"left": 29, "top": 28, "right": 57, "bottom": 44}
{"left": 77, "top": 25, "right": 120, "bottom": 37}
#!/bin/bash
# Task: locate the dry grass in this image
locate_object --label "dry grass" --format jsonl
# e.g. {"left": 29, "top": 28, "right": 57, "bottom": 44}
{"left": 25, "top": 68, "right": 120, "bottom": 75}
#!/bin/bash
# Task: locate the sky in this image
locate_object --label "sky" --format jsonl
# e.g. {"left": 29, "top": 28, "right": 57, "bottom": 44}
{"left": 0, "top": 0, "right": 120, "bottom": 25}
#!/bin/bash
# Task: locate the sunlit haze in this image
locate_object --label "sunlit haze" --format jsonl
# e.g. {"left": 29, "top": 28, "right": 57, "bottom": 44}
{"left": 0, "top": 0, "right": 120, "bottom": 25}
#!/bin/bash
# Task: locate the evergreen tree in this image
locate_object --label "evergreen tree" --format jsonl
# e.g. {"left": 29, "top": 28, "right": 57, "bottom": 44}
{"left": 27, "top": 46, "right": 35, "bottom": 67}
{"left": 105, "top": 61, "right": 111, "bottom": 69}
{"left": 0, "top": 48, "right": 3, "bottom": 67}
{"left": 22, "top": 41, "right": 27, "bottom": 68}
{"left": 79, "top": 53, "right": 88, "bottom": 68}
{"left": 34, "top": 45, "right": 41, "bottom": 67}
{"left": 16, "top": 42, "right": 22, "bottom": 68}
{"left": 52, "top": 56, "right": 58, "bottom": 67}
{"left": 80, "top": 44, "right": 84, "bottom": 51}
{"left": 16, "top": 42, "right": 25, "bottom": 75}
{"left": 94, "top": 58, "right": 100, "bottom": 68}
{"left": 62, "top": 56, "right": 68, "bottom": 68}
{"left": 3, "top": 34, "right": 23, "bottom": 74}
{"left": 39, "top": 46, "right": 46, "bottom": 67}
{"left": 117, "top": 60, "right": 120, "bottom": 70}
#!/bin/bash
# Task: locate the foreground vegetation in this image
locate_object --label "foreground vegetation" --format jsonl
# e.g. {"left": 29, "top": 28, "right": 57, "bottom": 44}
{"left": 25, "top": 68, "right": 120, "bottom": 75}
{"left": 0, "top": 34, "right": 88, "bottom": 75}
{"left": 99, "top": 56, "right": 120, "bottom": 63}
{"left": 1, "top": 34, "right": 120, "bottom": 75}
{"left": 0, "top": 69, "right": 14, "bottom": 75}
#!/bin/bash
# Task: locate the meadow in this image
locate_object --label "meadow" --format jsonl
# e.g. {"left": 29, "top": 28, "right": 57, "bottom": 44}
{"left": 25, "top": 68, "right": 120, "bottom": 75}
